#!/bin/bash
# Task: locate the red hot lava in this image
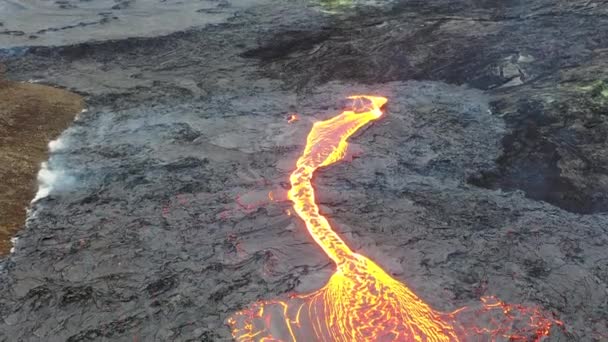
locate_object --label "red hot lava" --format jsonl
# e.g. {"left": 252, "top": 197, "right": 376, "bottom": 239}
{"left": 288, "top": 114, "right": 299, "bottom": 124}
{"left": 227, "top": 95, "right": 563, "bottom": 341}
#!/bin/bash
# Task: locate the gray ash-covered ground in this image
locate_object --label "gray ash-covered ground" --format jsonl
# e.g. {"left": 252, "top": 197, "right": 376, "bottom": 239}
{"left": 1, "top": 0, "right": 608, "bottom": 341}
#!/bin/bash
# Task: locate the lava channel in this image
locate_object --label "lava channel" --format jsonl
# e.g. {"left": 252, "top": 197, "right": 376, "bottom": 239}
{"left": 227, "top": 95, "right": 563, "bottom": 341}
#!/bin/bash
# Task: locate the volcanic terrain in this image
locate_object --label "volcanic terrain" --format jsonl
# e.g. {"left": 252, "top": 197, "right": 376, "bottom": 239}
{"left": 1, "top": 0, "right": 607, "bottom": 341}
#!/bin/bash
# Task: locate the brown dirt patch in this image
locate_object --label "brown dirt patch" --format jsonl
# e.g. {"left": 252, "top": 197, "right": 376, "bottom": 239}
{"left": 0, "top": 71, "right": 83, "bottom": 255}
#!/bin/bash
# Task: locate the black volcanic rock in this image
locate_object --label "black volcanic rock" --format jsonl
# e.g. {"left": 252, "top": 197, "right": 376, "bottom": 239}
{"left": 1, "top": 0, "right": 607, "bottom": 341}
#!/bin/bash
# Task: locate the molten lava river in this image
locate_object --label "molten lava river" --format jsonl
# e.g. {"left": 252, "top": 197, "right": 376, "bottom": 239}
{"left": 227, "top": 96, "right": 563, "bottom": 341}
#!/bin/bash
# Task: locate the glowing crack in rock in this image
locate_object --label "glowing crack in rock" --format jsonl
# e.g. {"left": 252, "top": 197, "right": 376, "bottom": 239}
{"left": 288, "top": 114, "right": 299, "bottom": 123}
{"left": 227, "top": 96, "right": 562, "bottom": 341}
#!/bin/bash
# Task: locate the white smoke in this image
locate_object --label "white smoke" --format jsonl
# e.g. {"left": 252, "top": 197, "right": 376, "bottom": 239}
{"left": 31, "top": 136, "right": 75, "bottom": 202}
{"left": 32, "top": 162, "right": 59, "bottom": 202}
{"left": 9, "top": 237, "right": 18, "bottom": 254}
{"left": 75, "top": 108, "right": 88, "bottom": 121}
{"left": 48, "top": 137, "right": 65, "bottom": 152}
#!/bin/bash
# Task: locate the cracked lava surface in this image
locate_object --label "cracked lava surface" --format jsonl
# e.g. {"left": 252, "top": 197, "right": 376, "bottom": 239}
{"left": 226, "top": 96, "right": 562, "bottom": 341}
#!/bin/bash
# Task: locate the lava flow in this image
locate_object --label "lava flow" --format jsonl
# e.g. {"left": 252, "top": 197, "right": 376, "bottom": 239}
{"left": 227, "top": 96, "right": 562, "bottom": 341}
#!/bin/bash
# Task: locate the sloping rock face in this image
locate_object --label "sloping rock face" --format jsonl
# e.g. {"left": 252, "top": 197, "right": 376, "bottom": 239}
{"left": 1, "top": 0, "right": 607, "bottom": 341}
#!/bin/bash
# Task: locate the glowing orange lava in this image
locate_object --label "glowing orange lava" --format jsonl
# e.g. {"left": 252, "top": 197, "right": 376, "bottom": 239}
{"left": 288, "top": 114, "right": 299, "bottom": 124}
{"left": 227, "top": 96, "right": 562, "bottom": 341}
